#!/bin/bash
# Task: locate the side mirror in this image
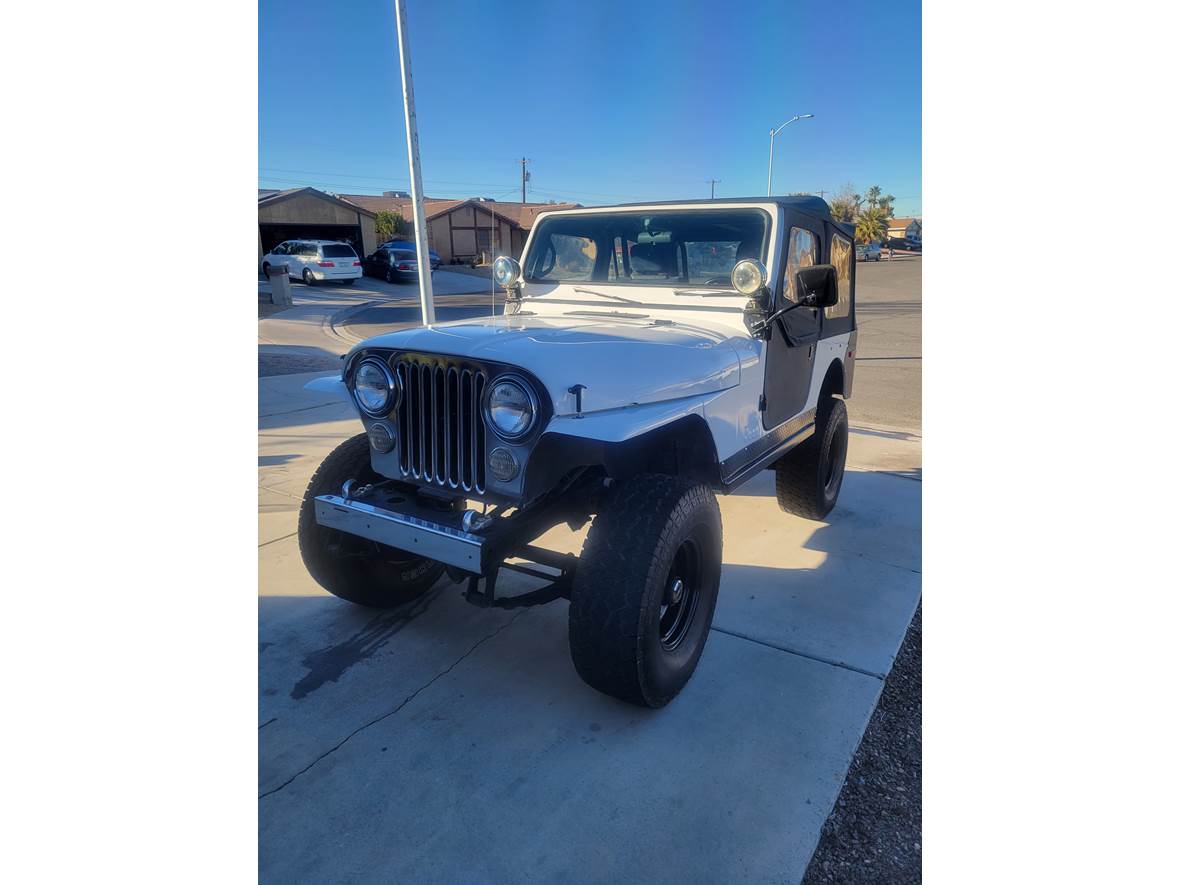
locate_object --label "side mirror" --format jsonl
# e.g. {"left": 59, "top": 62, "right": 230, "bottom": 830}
{"left": 795, "top": 264, "right": 838, "bottom": 308}
{"left": 492, "top": 255, "right": 522, "bottom": 290}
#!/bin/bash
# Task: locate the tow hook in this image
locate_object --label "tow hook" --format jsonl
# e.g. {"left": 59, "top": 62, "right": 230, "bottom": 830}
{"left": 340, "top": 479, "right": 374, "bottom": 501}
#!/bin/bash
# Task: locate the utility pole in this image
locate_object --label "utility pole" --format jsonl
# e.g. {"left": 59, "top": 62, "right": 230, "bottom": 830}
{"left": 707, "top": 178, "right": 720, "bottom": 199}
{"left": 394, "top": 0, "right": 434, "bottom": 325}
{"left": 520, "top": 157, "right": 530, "bottom": 203}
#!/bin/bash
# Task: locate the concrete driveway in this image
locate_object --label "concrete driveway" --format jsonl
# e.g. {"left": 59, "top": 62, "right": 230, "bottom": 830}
{"left": 258, "top": 371, "right": 921, "bottom": 884}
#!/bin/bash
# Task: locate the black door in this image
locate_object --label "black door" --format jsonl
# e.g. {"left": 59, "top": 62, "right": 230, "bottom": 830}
{"left": 762, "top": 215, "right": 825, "bottom": 428}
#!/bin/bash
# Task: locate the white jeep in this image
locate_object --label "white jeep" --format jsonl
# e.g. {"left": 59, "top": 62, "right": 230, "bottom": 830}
{"left": 299, "top": 197, "right": 858, "bottom": 707}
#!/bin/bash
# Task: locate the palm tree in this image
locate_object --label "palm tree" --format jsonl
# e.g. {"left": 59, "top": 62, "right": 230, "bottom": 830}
{"left": 865, "top": 185, "right": 882, "bottom": 209}
{"left": 855, "top": 208, "right": 888, "bottom": 244}
{"left": 879, "top": 194, "right": 896, "bottom": 218}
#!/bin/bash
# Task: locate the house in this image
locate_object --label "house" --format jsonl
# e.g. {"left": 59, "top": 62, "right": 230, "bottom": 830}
{"left": 258, "top": 187, "right": 378, "bottom": 261}
{"left": 886, "top": 216, "right": 922, "bottom": 241}
{"left": 340, "top": 193, "right": 580, "bottom": 264}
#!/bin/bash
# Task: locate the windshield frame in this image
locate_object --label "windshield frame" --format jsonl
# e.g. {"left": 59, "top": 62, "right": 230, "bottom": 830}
{"left": 521, "top": 206, "right": 773, "bottom": 290}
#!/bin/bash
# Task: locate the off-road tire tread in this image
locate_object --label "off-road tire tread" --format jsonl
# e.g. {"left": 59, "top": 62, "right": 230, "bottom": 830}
{"left": 569, "top": 474, "right": 721, "bottom": 707}
{"left": 775, "top": 397, "right": 847, "bottom": 520}
{"left": 298, "top": 434, "right": 443, "bottom": 607}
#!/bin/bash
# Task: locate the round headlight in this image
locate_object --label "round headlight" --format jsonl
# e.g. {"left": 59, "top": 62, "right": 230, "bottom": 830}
{"left": 492, "top": 256, "right": 522, "bottom": 289}
{"left": 353, "top": 358, "right": 395, "bottom": 416}
{"left": 484, "top": 376, "right": 538, "bottom": 441}
{"left": 731, "top": 258, "right": 768, "bottom": 295}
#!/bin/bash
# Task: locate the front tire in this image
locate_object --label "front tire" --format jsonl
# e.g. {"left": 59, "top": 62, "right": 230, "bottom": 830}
{"left": 298, "top": 434, "right": 444, "bottom": 607}
{"left": 774, "top": 398, "right": 849, "bottom": 520}
{"left": 569, "top": 475, "right": 722, "bottom": 708}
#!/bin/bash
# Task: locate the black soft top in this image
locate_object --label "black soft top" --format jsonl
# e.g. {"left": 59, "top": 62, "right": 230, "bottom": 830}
{"left": 569, "top": 196, "right": 849, "bottom": 236}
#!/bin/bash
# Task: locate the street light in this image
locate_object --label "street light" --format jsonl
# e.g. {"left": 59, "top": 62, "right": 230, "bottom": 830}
{"left": 767, "top": 114, "right": 814, "bottom": 196}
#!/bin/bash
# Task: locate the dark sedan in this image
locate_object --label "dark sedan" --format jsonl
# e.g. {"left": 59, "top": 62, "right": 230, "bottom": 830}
{"left": 363, "top": 248, "right": 421, "bottom": 283}
{"left": 380, "top": 239, "right": 442, "bottom": 270}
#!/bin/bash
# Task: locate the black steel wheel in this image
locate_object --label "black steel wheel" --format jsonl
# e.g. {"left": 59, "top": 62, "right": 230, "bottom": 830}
{"left": 569, "top": 474, "right": 722, "bottom": 708}
{"left": 774, "top": 397, "right": 849, "bottom": 520}
{"left": 298, "top": 434, "right": 444, "bottom": 607}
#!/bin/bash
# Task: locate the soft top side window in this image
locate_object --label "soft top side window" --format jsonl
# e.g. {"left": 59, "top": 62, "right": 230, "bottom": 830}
{"left": 828, "top": 234, "right": 852, "bottom": 319}
{"left": 784, "top": 226, "right": 818, "bottom": 303}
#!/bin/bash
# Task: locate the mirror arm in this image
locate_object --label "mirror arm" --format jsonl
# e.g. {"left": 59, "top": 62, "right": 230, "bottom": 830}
{"left": 748, "top": 294, "right": 817, "bottom": 339}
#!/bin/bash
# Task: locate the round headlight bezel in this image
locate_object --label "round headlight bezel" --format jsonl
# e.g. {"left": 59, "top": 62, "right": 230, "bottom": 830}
{"left": 482, "top": 374, "right": 539, "bottom": 442}
{"left": 352, "top": 357, "right": 398, "bottom": 417}
{"left": 731, "top": 258, "right": 769, "bottom": 296}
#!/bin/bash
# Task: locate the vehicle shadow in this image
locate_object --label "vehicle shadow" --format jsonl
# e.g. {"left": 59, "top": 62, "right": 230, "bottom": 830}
{"left": 258, "top": 468, "right": 921, "bottom": 792}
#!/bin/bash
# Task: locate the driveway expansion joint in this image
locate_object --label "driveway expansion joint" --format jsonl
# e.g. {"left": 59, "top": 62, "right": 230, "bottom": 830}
{"left": 259, "top": 609, "right": 526, "bottom": 800}
{"left": 709, "top": 625, "right": 886, "bottom": 680}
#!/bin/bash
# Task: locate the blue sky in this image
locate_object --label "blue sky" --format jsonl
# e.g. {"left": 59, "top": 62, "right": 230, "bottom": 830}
{"left": 259, "top": 0, "right": 921, "bottom": 215}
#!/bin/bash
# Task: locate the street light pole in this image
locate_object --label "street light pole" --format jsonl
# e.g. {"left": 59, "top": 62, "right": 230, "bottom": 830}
{"left": 394, "top": 0, "right": 435, "bottom": 325}
{"left": 766, "top": 113, "right": 814, "bottom": 196}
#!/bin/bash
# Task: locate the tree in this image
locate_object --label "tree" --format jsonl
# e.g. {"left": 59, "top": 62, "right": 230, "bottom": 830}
{"left": 374, "top": 210, "right": 407, "bottom": 242}
{"left": 878, "top": 194, "right": 897, "bottom": 218}
{"left": 828, "top": 182, "right": 860, "bottom": 223}
{"left": 855, "top": 207, "right": 888, "bottom": 244}
{"left": 865, "top": 185, "right": 882, "bottom": 209}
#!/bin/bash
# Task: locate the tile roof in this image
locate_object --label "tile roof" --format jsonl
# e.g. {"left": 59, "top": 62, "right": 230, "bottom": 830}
{"left": 337, "top": 194, "right": 580, "bottom": 229}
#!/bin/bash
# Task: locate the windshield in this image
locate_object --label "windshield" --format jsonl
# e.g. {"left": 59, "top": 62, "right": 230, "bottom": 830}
{"left": 524, "top": 208, "right": 769, "bottom": 287}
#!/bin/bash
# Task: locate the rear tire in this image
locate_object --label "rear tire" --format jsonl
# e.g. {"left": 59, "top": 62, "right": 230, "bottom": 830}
{"left": 774, "top": 398, "right": 849, "bottom": 520}
{"left": 298, "top": 434, "right": 444, "bottom": 607}
{"left": 569, "top": 474, "right": 722, "bottom": 708}
{"left": 302, "top": 268, "right": 315, "bottom": 286}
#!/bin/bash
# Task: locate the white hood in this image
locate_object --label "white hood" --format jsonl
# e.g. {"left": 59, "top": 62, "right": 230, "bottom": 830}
{"left": 351, "top": 314, "right": 743, "bottom": 416}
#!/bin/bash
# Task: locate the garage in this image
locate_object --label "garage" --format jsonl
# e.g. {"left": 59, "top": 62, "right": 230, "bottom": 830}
{"left": 258, "top": 187, "right": 378, "bottom": 264}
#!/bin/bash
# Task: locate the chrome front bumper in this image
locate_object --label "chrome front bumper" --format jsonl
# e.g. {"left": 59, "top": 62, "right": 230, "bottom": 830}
{"left": 314, "top": 492, "right": 484, "bottom": 571}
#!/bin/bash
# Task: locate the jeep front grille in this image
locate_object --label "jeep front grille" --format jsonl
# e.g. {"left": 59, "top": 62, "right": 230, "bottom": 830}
{"left": 393, "top": 357, "right": 486, "bottom": 494}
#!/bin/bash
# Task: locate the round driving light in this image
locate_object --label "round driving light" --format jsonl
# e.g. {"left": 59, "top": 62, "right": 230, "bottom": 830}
{"left": 484, "top": 376, "right": 537, "bottom": 441}
{"left": 731, "top": 258, "right": 768, "bottom": 295}
{"left": 492, "top": 256, "right": 521, "bottom": 289}
{"left": 353, "top": 358, "right": 395, "bottom": 416}
{"left": 488, "top": 447, "right": 520, "bottom": 482}
{"left": 367, "top": 422, "right": 395, "bottom": 454}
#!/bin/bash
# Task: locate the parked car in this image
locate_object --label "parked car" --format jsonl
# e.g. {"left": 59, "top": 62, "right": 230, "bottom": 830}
{"left": 381, "top": 239, "right": 442, "bottom": 270}
{"left": 261, "top": 240, "right": 362, "bottom": 285}
{"left": 363, "top": 247, "right": 421, "bottom": 283}
{"left": 855, "top": 242, "right": 881, "bottom": 261}
{"left": 904, "top": 238, "right": 922, "bottom": 252}
{"left": 299, "top": 196, "right": 856, "bottom": 708}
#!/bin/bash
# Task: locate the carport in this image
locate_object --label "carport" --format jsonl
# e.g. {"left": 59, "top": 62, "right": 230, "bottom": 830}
{"left": 258, "top": 187, "right": 378, "bottom": 263}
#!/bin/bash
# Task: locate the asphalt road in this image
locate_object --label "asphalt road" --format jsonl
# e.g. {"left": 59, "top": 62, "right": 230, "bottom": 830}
{"left": 846, "top": 257, "right": 921, "bottom": 431}
{"left": 336, "top": 258, "right": 922, "bottom": 432}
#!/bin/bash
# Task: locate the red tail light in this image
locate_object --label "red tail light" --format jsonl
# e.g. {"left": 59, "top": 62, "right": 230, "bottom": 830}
{"left": 317, "top": 261, "right": 335, "bottom": 267}
{"left": 352, "top": 260, "right": 361, "bottom": 266}
{"left": 398, "top": 263, "right": 410, "bottom": 270}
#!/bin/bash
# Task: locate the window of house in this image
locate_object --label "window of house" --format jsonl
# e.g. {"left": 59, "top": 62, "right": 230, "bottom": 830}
{"left": 476, "top": 228, "right": 492, "bottom": 253}
{"left": 828, "top": 234, "right": 852, "bottom": 318}
{"left": 784, "top": 227, "right": 818, "bottom": 302}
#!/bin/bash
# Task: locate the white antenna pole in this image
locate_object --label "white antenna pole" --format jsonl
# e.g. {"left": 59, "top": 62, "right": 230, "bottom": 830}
{"left": 394, "top": 0, "right": 435, "bottom": 325}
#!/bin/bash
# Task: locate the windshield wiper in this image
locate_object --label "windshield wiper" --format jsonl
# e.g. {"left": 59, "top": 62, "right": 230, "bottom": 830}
{"left": 673, "top": 288, "right": 747, "bottom": 297}
{"left": 574, "top": 286, "right": 641, "bottom": 305}
{"left": 564, "top": 309, "right": 650, "bottom": 320}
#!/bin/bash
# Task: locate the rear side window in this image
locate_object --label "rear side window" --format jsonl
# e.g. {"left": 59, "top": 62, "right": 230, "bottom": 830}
{"left": 828, "top": 235, "right": 852, "bottom": 319}
{"left": 297, "top": 242, "right": 318, "bottom": 256}
{"left": 322, "top": 244, "right": 356, "bottom": 258}
{"left": 784, "top": 227, "right": 818, "bottom": 302}
{"left": 392, "top": 251, "right": 415, "bottom": 262}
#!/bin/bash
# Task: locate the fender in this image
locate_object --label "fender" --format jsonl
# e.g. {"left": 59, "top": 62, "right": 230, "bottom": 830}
{"left": 303, "top": 373, "right": 350, "bottom": 401}
{"left": 521, "top": 394, "right": 722, "bottom": 503}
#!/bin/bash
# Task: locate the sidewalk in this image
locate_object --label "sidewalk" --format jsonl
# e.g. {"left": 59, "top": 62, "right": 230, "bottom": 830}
{"left": 259, "top": 371, "right": 921, "bottom": 884}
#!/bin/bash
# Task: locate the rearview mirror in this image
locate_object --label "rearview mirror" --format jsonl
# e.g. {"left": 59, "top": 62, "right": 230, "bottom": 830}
{"left": 795, "top": 264, "right": 838, "bottom": 308}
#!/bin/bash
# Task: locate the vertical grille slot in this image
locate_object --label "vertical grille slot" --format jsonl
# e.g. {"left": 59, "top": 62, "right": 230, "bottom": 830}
{"left": 393, "top": 356, "right": 486, "bottom": 494}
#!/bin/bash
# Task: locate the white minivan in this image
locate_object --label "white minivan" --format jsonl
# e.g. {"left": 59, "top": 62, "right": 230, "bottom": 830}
{"left": 262, "top": 240, "right": 363, "bottom": 285}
